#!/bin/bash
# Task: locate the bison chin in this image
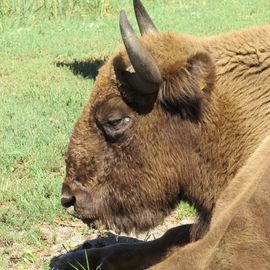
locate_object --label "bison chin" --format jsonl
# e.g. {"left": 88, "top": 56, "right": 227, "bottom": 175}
{"left": 72, "top": 211, "right": 164, "bottom": 235}
{"left": 100, "top": 208, "right": 169, "bottom": 234}
{"left": 74, "top": 194, "right": 172, "bottom": 234}
{"left": 62, "top": 178, "right": 179, "bottom": 234}
{"left": 82, "top": 188, "right": 178, "bottom": 234}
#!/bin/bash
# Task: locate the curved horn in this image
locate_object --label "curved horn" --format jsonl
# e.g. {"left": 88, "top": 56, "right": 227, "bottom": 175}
{"left": 133, "top": 0, "right": 158, "bottom": 35}
{"left": 119, "top": 10, "right": 162, "bottom": 94}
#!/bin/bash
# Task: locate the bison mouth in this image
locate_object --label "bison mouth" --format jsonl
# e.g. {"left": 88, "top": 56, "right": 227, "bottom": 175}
{"left": 65, "top": 205, "right": 100, "bottom": 228}
{"left": 81, "top": 218, "right": 100, "bottom": 229}
{"left": 62, "top": 194, "right": 168, "bottom": 234}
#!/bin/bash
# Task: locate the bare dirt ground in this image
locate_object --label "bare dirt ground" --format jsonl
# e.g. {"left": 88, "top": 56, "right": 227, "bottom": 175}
{"left": 3, "top": 212, "right": 196, "bottom": 269}
{"left": 47, "top": 213, "right": 196, "bottom": 268}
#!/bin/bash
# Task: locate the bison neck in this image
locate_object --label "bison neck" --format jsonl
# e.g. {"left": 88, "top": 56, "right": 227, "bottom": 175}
{"left": 181, "top": 32, "right": 270, "bottom": 219}
{"left": 183, "top": 91, "right": 270, "bottom": 223}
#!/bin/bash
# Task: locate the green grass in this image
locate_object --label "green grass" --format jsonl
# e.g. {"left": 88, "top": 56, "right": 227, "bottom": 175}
{"left": 176, "top": 202, "right": 197, "bottom": 219}
{"left": 1, "top": 0, "right": 270, "bottom": 269}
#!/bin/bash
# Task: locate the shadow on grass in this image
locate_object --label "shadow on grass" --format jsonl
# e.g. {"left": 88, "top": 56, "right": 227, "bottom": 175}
{"left": 56, "top": 58, "right": 106, "bottom": 80}
{"left": 49, "top": 233, "right": 141, "bottom": 269}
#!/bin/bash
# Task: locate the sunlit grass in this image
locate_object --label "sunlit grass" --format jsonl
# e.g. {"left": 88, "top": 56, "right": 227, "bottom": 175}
{"left": 1, "top": 0, "right": 270, "bottom": 269}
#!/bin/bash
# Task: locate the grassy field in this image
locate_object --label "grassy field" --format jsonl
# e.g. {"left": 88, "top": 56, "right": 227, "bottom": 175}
{"left": 1, "top": 0, "right": 270, "bottom": 269}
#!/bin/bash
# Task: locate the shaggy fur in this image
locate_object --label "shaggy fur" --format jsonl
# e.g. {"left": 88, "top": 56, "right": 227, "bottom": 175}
{"left": 150, "top": 135, "right": 270, "bottom": 270}
{"left": 58, "top": 10, "right": 270, "bottom": 270}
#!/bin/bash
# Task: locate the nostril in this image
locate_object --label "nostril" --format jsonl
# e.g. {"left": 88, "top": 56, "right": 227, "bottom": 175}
{"left": 61, "top": 195, "right": 76, "bottom": 208}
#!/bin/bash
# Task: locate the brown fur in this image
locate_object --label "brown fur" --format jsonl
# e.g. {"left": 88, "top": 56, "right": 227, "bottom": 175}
{"left": 60, "top": 18, "right": 270, "bottom": 270}
{"left": 150, "top": 135, "right": 270, "bottom": 270}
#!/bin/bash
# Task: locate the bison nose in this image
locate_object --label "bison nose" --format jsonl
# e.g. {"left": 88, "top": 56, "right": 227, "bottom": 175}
{"left": 61, "top": 195, "right": 76, "bottom": 208}
{"left": 61, "top": 181, "right": 76, "bottom": 209}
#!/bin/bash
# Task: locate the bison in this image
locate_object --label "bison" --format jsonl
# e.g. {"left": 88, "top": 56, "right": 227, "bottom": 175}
{"left": 53, "top": 0, "right": 270, "bottom": 269}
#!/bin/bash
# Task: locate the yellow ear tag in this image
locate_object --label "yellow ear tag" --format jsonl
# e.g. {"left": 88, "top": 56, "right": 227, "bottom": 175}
{"left": 199, "top": 82, "right": 207, "bottom": 92}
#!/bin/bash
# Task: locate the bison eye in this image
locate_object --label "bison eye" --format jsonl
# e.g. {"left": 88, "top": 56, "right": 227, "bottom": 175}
{"left": 106, "top": 117, "right": 131, "bottom": 129}
{"left": 100, "top": 116, "right": 133, "bottom": 142}
{"left": 95, "top": 97, "right": 134, "bottom": 142}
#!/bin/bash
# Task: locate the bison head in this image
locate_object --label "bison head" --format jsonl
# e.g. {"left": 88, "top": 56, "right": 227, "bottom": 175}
{"left": 61, "top": 0, "right": 215, "bottom": 233}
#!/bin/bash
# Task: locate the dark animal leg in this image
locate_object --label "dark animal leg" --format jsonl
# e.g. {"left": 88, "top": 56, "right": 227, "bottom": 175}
{"left": 50, "top": 224, "right": 192, "bottom": 270}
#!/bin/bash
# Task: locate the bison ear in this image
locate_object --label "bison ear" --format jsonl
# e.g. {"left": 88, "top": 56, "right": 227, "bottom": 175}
{"left": 159, "top": 52, "right": 215, "bottom": 121}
